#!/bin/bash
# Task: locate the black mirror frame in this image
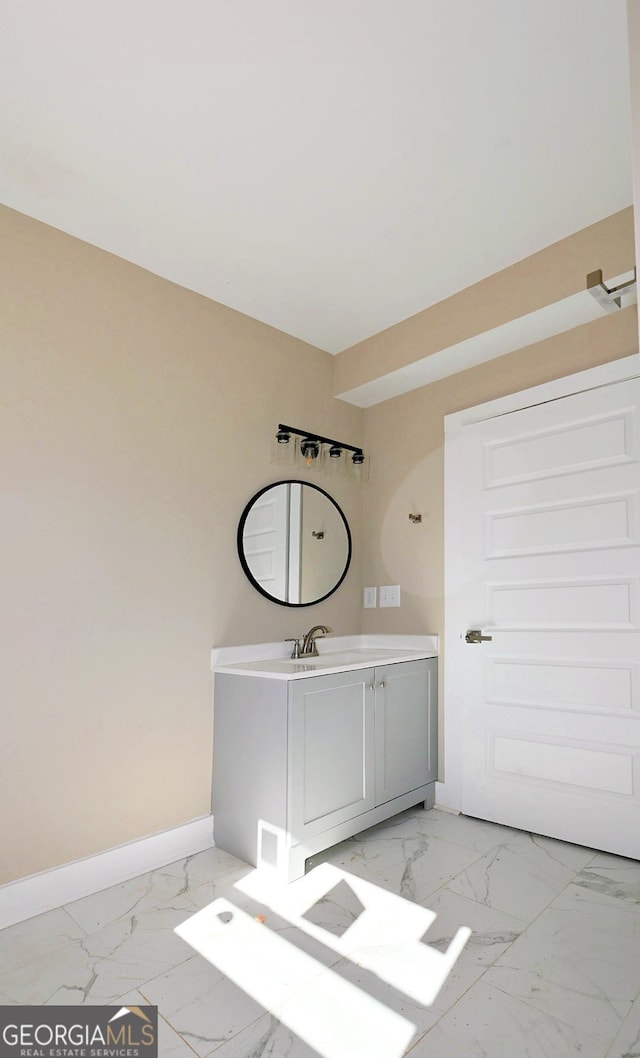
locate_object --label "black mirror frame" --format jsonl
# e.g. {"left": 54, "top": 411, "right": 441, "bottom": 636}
{"left": 237, "top": 479, "right": 352, "bottom": 607}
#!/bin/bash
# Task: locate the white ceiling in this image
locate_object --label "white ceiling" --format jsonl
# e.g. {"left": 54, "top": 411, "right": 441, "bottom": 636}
{"left": 0, "top": 1, "right": 633, "bottom": 353}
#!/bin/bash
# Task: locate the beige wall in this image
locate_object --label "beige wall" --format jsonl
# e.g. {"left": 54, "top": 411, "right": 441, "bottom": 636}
{"left": 0, "top": 205, "right": 363, "bottom": 884}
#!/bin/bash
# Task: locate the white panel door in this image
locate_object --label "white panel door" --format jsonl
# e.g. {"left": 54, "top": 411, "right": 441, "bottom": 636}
{"left": 242, "top": 483, "right": 290, "bottom": 599}
{"left": 446, "top": 375, "right": 640, "bottom": 858}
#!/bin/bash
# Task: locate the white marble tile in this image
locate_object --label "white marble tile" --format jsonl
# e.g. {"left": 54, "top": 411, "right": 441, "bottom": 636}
{"left": 202, "top": 1000, "right": 416, "bottom": 1058}
{"left": 184, "top": 872, "right": 272, "bottom": 916}
{"left": 0, "top": 901, "right": 195, "bottom": 1005}
{"left": 173, "top": 893, "right": 419, "bottom": 1058}
{"left": 267, "top": 957, "right": 416, "bottom": 1058}
{"left": 78, "top": 902, "right": 198, "bottom": 1001}
{"left": 184, "top": 880, "right": 343, "bottom": 970}
{"left": 206, "top": 1013, "right": 317, "bottom": 1058}
{"left": 407, "top": 977, "right": 608, "bottom": 1058}
{"left": 228, "top": 862, "right": 470, "bottom": 1009}
{"left": 606, "top": 993, "right": 640, "bottom": 1058}
{"left": 327, "top": 955, "right": 439, "bottom": 1053}
{"left": 417, "top": 888, "right": 527, "bottom": 1016}
{"left": 3, "top": 811, "right": 634, "bottom": 1058}
{"left": 498, "top": 828, "right": 595, "bottom": 871}
{"left": 0, "top": 941, "right": 97, "bottom": 1005}
{"left": 363, "top": 807, "right": 519, "bottom": 855}
{"left": 64, "top": 862, "right": 249, "bottom": 934}
{"left": 485, "top": 895, "right": 640, "bottom": 1044}
{"left": 567, "top": 852, "right": 640, "bottom": 917}
{"left": 306, "top": 837, "right": 365, "bottom": 874}
{"left": 386, "top": 835, "right": 487, "bottom": 905}
{"left": 551, "top": 879, "right": 640, "bottom": 924}
{"left": 587, "top": 850, "right": 640, "bottom": 872}
{"left": 115, "top": 988, "right": 197, "bottom": 1058}
{"left": 139, "top": 955, "right": 264, "bottom": 1057}
{"left": 445, "top": 831, "right": 590, "bottom": 920}
{"left": 0, "top": 906, "right": 86, "bottom": 974}
{"left": 310, "top": 828, "right": 483, "bottom": 904}
{"left": 163, "top": 847, "right": 251, "bottom": 888}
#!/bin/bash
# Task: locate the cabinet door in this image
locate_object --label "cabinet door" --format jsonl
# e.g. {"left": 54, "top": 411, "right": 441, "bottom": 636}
{"left": 374, "top": 658, "right": 437, "bottom": 806}
{"left": 288, "top": 669, "right": 375, "bottom": 840}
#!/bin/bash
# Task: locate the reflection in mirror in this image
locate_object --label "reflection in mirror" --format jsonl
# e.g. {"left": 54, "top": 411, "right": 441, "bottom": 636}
{"left": 238, "top": 481, "right": 351, "bottom": 607}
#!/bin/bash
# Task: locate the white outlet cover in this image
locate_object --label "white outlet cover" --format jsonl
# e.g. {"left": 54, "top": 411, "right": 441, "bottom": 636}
{"left": 363, "top": 587, "right": 377, "bottom": 608}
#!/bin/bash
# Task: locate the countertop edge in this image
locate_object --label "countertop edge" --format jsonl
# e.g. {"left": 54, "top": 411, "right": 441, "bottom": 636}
{"left": 212, "top": 640, "right": 439, "bottom": 680}
{"left": 211, "top": 634, "right": 439, "bottom": 671}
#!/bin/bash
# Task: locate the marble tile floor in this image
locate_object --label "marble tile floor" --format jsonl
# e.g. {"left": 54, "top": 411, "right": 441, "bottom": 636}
{"left": 1, "top": 808, "right": 640, "bottom": 1058}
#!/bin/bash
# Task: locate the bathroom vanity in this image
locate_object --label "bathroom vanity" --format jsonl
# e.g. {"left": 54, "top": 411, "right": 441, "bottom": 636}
{"left": 211, "top": 635, "right": 438, "bottom": 880}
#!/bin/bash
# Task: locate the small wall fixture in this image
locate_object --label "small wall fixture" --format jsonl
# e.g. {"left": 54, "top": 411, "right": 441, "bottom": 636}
{"left": 271, "top": 424, "right": 370, "bottom": 482}
{"left": 587, "top": 268, "right": 637, "bottom": 314}
{"left": 408, "top": 513, "right": 422, "bottom": 524}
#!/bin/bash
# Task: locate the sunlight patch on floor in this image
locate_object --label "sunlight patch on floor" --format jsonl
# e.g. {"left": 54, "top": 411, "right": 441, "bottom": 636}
{"left": 175, "top": 862, "right": 471, "bottom": 1058}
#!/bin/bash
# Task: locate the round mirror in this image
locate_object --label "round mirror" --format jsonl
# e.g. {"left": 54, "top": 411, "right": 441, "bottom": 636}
{"left": 237, "top": 480, "right": 352, "bottom": 606}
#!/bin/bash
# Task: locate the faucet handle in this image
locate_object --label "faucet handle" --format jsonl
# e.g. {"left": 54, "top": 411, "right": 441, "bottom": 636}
{"left": 285, "top": 638, "right": 302, "bottom": 659}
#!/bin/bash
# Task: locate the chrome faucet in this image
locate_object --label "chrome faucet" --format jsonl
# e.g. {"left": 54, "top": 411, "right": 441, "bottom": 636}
{"left": 301, "top": 624, "right": 332, "bottom": 657}
{"left": 285, "top": 624, "right": 333, "bottom": 659}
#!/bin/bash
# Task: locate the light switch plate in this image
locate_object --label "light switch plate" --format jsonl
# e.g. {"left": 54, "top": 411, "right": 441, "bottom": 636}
{"left": 363, "top": 587, "right": 377, "bottom": 608}
{"left": 380, "top": 584, "right": 401, "bottom": 607}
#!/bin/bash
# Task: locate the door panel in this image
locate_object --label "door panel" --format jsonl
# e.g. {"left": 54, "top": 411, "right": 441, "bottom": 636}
{"left": 242, "top": 484, "right": 290, "bottom": 599}
{"left": 483, "top": 406, "right": 636, "bottom": 486}
{"left": 446, "top": 375, "right": 640, "bottom": 858}
{"left": 485, "top": 491, "right": 640, "bottom": 557}
{"left": 485, "top": 656, "right": 639, "bottom": 713}
{"left": 488, "top": 577, "right": 638, "bottom": 629}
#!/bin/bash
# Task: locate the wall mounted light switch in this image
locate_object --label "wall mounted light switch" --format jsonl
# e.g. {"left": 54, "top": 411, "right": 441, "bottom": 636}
{"left": 380, "top": 584, "right": 401, "bottom": 607}
{"left": 363, "top": 586, "right": 377, "bottom": 608}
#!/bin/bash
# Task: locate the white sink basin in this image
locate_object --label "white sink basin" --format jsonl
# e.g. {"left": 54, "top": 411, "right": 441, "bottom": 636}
{"left": 280, "top": 649, "right": 384, "bottom": 668}
{"left": 260, "top": 650, "right": 387, "bottom": 674}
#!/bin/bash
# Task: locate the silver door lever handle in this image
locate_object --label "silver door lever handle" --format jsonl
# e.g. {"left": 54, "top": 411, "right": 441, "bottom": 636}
{"left": 465, "top": 629, "right": 493, "bottom": 644}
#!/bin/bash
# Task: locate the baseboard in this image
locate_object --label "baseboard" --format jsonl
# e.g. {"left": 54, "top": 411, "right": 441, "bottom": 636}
{"left": 434, "top": 780, "right": 462, "bottom": 814}
{"left": 0, "top": 815, "right": 214, "bottom": 930}
{"left": 434, "top": 802, "right": 462, "bottom": 815}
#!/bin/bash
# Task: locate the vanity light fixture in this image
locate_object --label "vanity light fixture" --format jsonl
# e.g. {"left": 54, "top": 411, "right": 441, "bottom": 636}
{"left": 272, "top": 424, "right": 370, "bottom": 482}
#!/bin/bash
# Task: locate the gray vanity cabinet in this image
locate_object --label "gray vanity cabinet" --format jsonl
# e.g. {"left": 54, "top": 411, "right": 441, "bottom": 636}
{"left": 212, "top": 657, "right": 437, "bottom": 881}
{"left": 374, "top": 659, "right": 438, "bottom": 805}
{"left": 288, "top": 668, "right": 376, "bottom": 841}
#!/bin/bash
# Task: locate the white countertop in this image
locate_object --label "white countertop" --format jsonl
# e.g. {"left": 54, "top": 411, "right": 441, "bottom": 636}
{"left": 211, "top": 634, "right": 438, "bottom": 680}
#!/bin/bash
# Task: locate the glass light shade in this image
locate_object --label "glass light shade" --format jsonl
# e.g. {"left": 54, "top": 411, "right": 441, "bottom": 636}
{"left": 270, "top": 430, "right": 297, "bottom": 466}
{"left": 298, "top": 437, "right": 321, "bottom": 472}
{"left": 325, "top": 444, "right": 347, "bottom": 479}
{"left": 350, "top": 452, "right": 371, "bottom": 483}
